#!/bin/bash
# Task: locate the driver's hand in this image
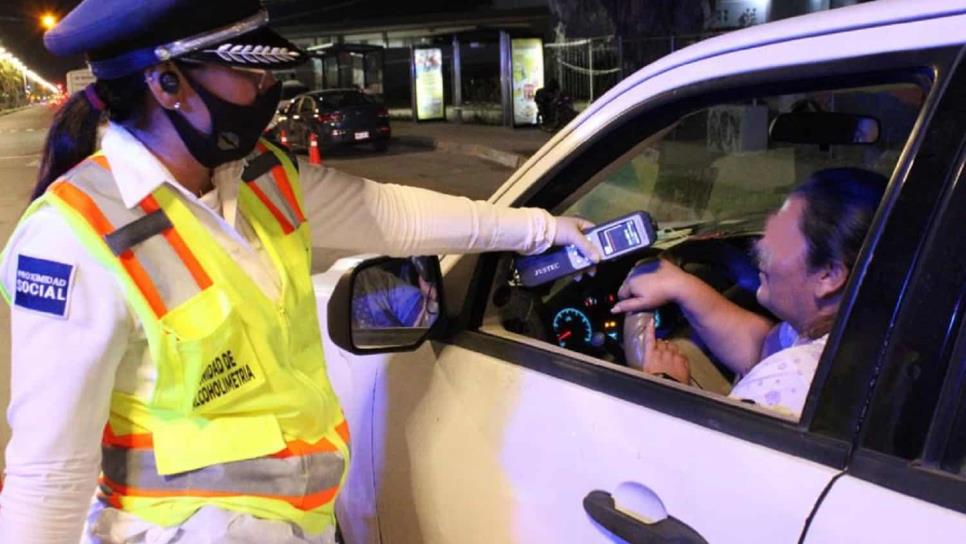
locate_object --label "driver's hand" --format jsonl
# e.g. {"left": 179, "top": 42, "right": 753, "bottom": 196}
{"left": 611, "top": 258, "right": 687, "bottom": 313}
{"left": 624, "top": 312, "right": 690, "bottom": 383}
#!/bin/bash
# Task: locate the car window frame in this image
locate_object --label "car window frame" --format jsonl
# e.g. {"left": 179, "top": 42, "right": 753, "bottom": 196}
{"left": 443, "top": 46, "right": 962, "bottom": 468}
{"left": 299, "top": 96, "right": 316, "bottom": 116}
{"left": 932, "top": 292, "right": 966, "bottom": 477}
{"left": 286, "top": 97, "right": 303, "bottom": 117}
{"left": 840, "top": 56, "right": 966, "bottom": 513}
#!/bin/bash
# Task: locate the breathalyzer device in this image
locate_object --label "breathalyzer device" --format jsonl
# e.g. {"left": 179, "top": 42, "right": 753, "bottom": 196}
{"left": 514, "top": 211, "right": 657, "bottom": 288}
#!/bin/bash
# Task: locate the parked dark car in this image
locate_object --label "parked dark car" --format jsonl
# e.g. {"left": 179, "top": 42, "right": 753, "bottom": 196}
{"left": 276, "top": 89, "right": 391, "bottom": 152}
{"left": 265, "top": 80, "right": 309, "bottom": 135}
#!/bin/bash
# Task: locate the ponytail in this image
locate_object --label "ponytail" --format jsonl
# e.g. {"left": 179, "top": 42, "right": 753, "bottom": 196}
{"left": 33, "top": 74, "right": 147, "bottom": 200}
{"left": 33, "top": 90, "right": 102, "bottom": 199}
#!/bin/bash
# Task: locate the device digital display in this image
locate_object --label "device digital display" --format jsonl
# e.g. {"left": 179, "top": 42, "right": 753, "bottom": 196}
{"left": 598, "top": 220, "right": 642, "bottom": 256}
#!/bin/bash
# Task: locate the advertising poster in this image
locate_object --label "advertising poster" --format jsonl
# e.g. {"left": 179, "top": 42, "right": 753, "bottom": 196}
{"left": 511, "top": 38, "right": 544, "bottom": 126}
{"left": 413, "top": 48, "right": 444, "bottom": 121}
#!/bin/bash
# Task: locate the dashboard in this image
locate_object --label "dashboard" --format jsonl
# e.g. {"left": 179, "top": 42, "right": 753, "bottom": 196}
{"left": 539, "top": 254, "right": 677, "bottom": 361}
{"left": 494, "top": 231, "right": 765, "bottom": 367}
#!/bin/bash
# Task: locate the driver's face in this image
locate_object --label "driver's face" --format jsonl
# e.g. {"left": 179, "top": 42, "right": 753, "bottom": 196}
{"left": 755, "top": 196, "right": 819, "bottom": 331}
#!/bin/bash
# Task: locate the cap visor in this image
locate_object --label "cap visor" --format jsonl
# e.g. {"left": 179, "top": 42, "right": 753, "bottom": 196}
{"left": 181, "top": 27, "right": 307, "bottom": 69}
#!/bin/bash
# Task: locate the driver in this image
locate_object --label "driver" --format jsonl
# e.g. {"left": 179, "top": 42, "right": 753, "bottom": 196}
{"left": 612, "top": 168, "right": 888, "bottom": 418}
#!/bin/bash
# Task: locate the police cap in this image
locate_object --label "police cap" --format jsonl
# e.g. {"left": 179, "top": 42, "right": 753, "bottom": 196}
{"left": 45, "top": 0, "right": 307, "bottom": 80}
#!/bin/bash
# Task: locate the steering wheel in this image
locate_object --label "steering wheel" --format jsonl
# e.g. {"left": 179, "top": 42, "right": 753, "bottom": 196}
{"left": 495, "top": 236, "right": 762, "bottom": 368}
{"left": 611, "top": 237, "right": 763, "bottom": 365}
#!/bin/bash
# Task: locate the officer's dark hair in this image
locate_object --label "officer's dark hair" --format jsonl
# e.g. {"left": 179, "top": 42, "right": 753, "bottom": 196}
{"left": 790, "top": 167, "right": 888, "bottom": 273}
{"left": 33, "top": 74, "right": 147, "bottom": 200}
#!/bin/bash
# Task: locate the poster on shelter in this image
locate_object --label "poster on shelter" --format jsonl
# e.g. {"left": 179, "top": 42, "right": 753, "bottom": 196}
{"left": 413, "top": 48, "right": 444, "bottom": 121}
{"left": 511, "top": 38, "right": 544, "bottom": 126}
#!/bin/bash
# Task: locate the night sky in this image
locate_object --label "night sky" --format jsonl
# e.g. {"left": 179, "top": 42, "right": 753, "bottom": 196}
{"left": 0, "top": 0, "right": 495, "bottom": 85}
{"left": 0, "top": 0, "right": 84, "bottom": 84}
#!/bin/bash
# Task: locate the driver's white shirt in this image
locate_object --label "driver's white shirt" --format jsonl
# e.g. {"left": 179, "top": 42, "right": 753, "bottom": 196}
{"left": 729, "top": 322, "right": 828, "bottom": 418}
{"left": 0, "top": 123, "right": 558, "bottom": 543}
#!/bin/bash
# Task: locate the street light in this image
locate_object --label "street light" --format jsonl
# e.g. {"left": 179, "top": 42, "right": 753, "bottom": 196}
{"left": 0, "top": 46, "right": 59, "bottom": 96}
{"left": 40, "top": 13, "right": 58, "bottom": 31}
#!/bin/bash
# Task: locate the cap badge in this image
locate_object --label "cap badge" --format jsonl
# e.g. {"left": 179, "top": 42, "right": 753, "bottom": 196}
{"left": 210, "top": 44, "right": 301, "bottom": 64}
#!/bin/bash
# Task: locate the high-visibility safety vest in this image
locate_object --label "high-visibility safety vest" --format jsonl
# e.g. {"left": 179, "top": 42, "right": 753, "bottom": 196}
{"left": 1, "top": 140, "right": 349, "bottom": 534}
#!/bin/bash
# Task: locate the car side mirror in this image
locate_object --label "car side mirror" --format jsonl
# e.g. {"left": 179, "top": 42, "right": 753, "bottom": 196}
{"left": 327, "top": 256, "right": 445, "bottom": 354}
{"left": 770, "top": 111, "right": 880, "bottom": 145}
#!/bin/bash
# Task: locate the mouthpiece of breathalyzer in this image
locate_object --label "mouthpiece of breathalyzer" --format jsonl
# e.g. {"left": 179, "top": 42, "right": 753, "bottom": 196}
{"left": 623, "top": 312, "right": 654, "bottom": 371}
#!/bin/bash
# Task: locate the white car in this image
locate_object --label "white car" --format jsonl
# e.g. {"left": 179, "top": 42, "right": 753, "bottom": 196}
{"left": 315, "top": 1, "right": 966, "bottom": 542}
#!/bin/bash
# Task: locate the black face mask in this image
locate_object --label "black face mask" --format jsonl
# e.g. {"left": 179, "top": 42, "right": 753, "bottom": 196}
{"left": 164, "top": 72, "right": 281, "bottom": 169}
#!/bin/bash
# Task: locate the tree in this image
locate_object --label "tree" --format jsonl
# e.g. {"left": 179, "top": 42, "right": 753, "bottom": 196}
{"left": 0, "top": 60, "right": 25, "bottom": 109}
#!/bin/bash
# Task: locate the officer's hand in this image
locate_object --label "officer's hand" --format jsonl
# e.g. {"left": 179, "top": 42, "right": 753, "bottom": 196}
{"left": 553, "top": 216, "right": 601, "bottom": 264}
{"left": 623, "top": 311, "right": 690, "bottom": 383}
{"left": 611, "top": 258, "right": 687, "bottom": 313}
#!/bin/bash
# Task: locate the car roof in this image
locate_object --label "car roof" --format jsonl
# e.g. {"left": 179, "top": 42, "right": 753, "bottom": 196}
{"left": 588, "top": 0, "right": 966, "bottom": 119}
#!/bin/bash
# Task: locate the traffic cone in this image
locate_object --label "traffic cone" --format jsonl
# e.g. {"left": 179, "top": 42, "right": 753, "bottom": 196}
{"left": 279, "top": 129, "right": 288, "bottom": 146}
{"left": 308, "top": 132, "right": 323, "bottom": 165}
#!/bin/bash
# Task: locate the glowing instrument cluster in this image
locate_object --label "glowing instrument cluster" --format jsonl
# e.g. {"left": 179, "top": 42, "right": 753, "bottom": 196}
{"left": 550, "top": 293, "right": 622, "bottom": 349}
{"left": 550, "top": 292, "right": 665, "bottom": 350}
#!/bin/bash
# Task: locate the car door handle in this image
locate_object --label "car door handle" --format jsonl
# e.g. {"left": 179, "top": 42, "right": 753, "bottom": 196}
{"left": 583, "top": 490, "right": 708, "bottom": 544}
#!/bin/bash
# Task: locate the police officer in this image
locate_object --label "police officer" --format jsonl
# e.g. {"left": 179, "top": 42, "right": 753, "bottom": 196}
{"left": 0, "top": 1, "right": 599, "bottom": 542}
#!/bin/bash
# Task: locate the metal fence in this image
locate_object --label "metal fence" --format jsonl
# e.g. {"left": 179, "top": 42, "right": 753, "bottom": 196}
{"left": 544, "top": 33, "right": 720, "bottom": 107}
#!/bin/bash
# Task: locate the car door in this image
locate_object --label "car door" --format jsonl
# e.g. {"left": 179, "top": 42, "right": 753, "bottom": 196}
{"left": 279, "top": 96, "right": 302, "bottom": 144}
{"left": 326, "top": 25, "right": 962, "bottom": 544}
{"left": 803, "top": 66, "right": 966, "bottom": 541}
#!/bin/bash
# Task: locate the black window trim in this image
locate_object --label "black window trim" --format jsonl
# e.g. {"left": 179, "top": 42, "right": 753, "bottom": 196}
{"left": 442, "top": 46, "right": 963, "bottom": 469}
{"left": 928, "top": 267, "right": 966, "bottom": 470}
{"left": 844, "top": 88, "right": 966, "bottom": 515}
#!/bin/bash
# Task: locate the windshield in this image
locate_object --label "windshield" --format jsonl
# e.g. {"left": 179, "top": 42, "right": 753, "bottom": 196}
{"left": 310, "top": 91, "right": 376, "bottom": 109}
{"left": 564, "top": 83, "right": 923, "bottom": 231}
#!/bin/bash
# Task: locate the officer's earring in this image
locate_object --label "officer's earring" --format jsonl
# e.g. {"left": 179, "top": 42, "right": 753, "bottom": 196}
{"left": 173, "top": 102, "right": 181, "bottom": 110}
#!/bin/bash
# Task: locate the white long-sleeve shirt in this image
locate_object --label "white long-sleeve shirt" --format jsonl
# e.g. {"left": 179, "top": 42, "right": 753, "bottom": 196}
{"left": 0, "top": 124, "right": 557, "bottom": 543}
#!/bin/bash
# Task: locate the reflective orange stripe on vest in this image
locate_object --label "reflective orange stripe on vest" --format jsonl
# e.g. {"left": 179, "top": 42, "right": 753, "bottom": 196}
{"left": 51, "top": 180, "right": 171, "bottom": 317}
{"left": 100, "top": 420, "right": 348, "bottom": 511}
{"left": 101, "top": 420, "right": 350, "bottom": 455}
{"left": 255, "top": 142, "right": 306, "bottom": 224}
{"left": 243, "top": 143, "right": 305, "bottom": 234}
{"left": 99, "top": 446, "right": 344, "bottom": 511}
{"left": 51, "top": 155, "right": 213, "bottom": 318}
{"left": 139, "top": 195, "right": 212, "bottom": 291}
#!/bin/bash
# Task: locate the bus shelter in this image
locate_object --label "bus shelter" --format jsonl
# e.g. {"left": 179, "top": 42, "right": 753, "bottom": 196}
{"left": 307, "top": 43, "right": 385, "bottom": 96}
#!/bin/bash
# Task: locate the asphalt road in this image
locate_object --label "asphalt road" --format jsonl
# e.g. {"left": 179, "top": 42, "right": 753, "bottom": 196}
{"left": 0, "top": 105, "right": 515, "bottom": 465}
{"left": 322, "top": 142, "right": 512, "bottom": 201}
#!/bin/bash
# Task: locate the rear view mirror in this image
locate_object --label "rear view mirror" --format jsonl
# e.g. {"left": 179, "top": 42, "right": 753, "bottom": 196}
{"left": 327, "top": 256, "right": 445, "bottom": 354}
{"left": 770, "top": 111, "right": 880, "bottom": 145}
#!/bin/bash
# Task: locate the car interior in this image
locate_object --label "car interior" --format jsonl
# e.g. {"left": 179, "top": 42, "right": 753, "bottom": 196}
{"left": 486, "top": 82, "right": 926, "bottom": 408}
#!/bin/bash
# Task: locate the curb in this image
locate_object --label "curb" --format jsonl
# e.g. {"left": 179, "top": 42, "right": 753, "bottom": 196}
{"left": 0, "top": 105, "right": 33, "bottom": 117}
{"left": 393, "top": 135, "right": 527, "bottom": 169}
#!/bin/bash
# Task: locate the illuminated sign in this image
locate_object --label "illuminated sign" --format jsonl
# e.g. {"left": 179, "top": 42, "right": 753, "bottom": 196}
{"left": 413, "top": 48, "right": 444, "bottom": 121}
{"left": 511, "top": 38, "right": 544, "bottom": 126}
